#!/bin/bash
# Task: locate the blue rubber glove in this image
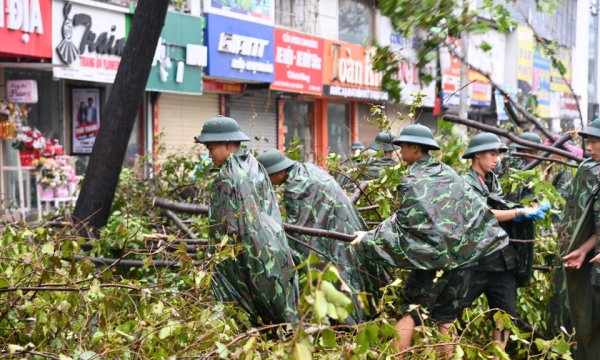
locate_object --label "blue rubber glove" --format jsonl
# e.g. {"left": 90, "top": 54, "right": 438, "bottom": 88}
{"left": 513, "top": 203, "right": 551, "bottom": 222}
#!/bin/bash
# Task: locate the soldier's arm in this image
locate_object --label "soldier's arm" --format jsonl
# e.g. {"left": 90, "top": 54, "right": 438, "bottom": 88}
{"left": 563, "top": 235, "right": 597, "bottom": 269}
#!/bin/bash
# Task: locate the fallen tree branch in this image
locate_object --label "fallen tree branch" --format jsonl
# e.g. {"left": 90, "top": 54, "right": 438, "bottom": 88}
{"left": 358, "top": 205, "right": 380, "bottom": 212}
{"left": 442, "top": 115, "right": 583, "bottom": 162}
{"left": 161, "top": 208, "right": 197, "bottom": 239}
{"left": 350, "top": 182, "right": 369, "bottom": 204}
{"left": 511, "top": 153, "right": 577, "bottom": 168}
{"left": 153, "top": 197, "right": 358, "bottom": 242}
{"left": 522, "top": 133, "right": 573, "bottom": 171}
{"left": 73, "top": 255, "right": 189, "bottom": 268}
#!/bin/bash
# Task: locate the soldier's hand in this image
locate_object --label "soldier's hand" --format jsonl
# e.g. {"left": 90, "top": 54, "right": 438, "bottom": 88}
{"left": 351, "top": 231, "right": 367, "bottom": 246}
{"left": 590, "top": 253, "right": 600, "bottom": 265}
{"left": 563, "top": 249, "right": 587, "bottom": 269}
{"left": 514, "top": 203, "right": 551, "bottom": 222}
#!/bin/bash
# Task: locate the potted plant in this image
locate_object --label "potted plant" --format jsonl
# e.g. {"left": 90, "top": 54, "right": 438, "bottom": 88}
{"left": 12, "top": 124, "right": 46, "bottom": 166}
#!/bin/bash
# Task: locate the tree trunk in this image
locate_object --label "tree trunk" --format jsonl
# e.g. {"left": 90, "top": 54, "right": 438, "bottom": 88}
{"left": 73, "top": 0, "right": 170, "bottom": 231}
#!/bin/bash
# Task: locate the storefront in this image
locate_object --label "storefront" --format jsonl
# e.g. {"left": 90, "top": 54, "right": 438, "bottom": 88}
{"left": 0, "top": 0, "right": 53, "bottom": 218}
{"left": 204, "top": 13, "right": 278, "bottom": 153}
{"left": 51, "top": 0, "right": 134, "bottom": 172}
{"left": 143, "top": 11, "right": 210, "bottom": 158}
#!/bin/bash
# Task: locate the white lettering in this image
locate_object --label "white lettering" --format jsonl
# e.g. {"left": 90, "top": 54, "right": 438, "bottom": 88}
{"left": 327, "top": 85, "right": 389, "bottom": 101}
{"left": 287, "top": 70, "right": 310, "bottom": 83}
{"left": 218, "top": 33, "right": 269, "bottom": 58}
{"left": 30, "top": 0, "right": 42, "bottom": 34}
{"left": 7, "top": 0, "right": 24, "bottom": 30}
{"left": 281, "top": 32, "right": 319, "bottom": 49}
{"left": 21, "top": 0, "right": 29, "bottom": 33}
{"left": 0, "top": 0, "right": 3, "bottom": 28}
{"left": 231, "top": 57, "right": 273, "bottom": 74}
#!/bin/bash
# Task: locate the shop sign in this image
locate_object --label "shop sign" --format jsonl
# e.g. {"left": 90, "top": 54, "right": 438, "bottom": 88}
{"left": 376, "top": 17, "right": 436, "bottom": 106}
{"left": 146, "top": 12, "right": 206, "bottom": 95}
{"left": 494, "top": 84, "right": 517, "bottom": 121}
{"left": 271, "top": 29, "right": 323, "bottom": 95}
{"left": 550, "top": 47, "right": 572, "bottom": 93}
{"left": 203, "top": 0, "right": 274, "bottom": 25}
{"left": 205, "top": 13, "right": 274, "bottom": 83}
{"left": 6, "top": 79, "right": 38, "bottom": 103}
{"left": 532, "top": 43, "right": 551, "bottom": 118}
{"left": 52, "top": 1, "right": 126, "bottom": 83}
{"left": 440, "top": 31, "right": 505, "bottom": 107}
{"left": 322, "top": 40, "right": 388, "bottom": 101}
{"left": 203, "top": 79, "right": 243, "bottom": 94}
{"left": 0, "top": 0, "right": 52, "bottom": 57}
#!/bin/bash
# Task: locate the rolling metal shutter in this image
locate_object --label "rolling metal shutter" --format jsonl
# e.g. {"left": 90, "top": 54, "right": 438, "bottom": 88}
{"left": 158, "top": 93, "right": 220, "bottom": 156}
{"left": 229, "top": 90, "right": 278, "bottom": 153}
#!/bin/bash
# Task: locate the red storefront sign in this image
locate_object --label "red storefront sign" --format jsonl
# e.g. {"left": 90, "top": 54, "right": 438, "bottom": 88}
{"left": 203, "top": 79, "right": 244, "bottom": 94}
{"left": 271, "top": 28, "right": 324, "bottom": 95}
{"left": 0, "top": 0, "right": 52, "bottom": 58}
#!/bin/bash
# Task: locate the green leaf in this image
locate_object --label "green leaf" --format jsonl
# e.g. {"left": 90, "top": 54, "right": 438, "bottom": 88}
{"left": 321, "top": 329, "right": 336, "bottom": 348}
{"left": 215, "top": 342, "right": 229, "bottom": 358}
{"left": 293, "top": 342, "right": 312, "bottom": 360}
{"left": 91, "top": 331, "right": 105, "bottom": 345}
{"left": 479, "top": 41, "right": 492, "bottom": 52}
{"left": 313, "top": 290, "right": 327, "bottom": 322}
{"left": 0, "top": 277, "right": 10, "bottom": 289}
{"left": 41, "top": 243, "right": 54, "bottom": 254}
{"left": 7, "top": 344, "right": 23, "bottom": 354}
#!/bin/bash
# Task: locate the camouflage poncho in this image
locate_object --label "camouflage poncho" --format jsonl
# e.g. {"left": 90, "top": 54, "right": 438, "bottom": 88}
{"left": 283, "top": 162, "right": 389, "bottom": 323}
{"left": 462, "top": 168, "right": 535, "bottom": 287}
{"left": 360, "top": 155, "right": 509, "bottom": 270}
{"left": 360, "top": 156, "right": 396, "bottom": 180}
{"left": 208, "top": 149, "right": 299, "bottom": 325}
{"left": 546, "top": 158, "right": 600, "bottom": 356}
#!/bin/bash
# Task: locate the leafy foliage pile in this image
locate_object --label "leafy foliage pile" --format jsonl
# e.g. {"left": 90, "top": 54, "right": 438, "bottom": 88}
{"left": 0, "top": 117, "right": 577, "bottom": 359}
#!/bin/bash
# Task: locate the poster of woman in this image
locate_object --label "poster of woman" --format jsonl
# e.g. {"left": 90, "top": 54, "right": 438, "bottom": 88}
{"left": 71, "top": 88, "right": 101, "bottom": 154}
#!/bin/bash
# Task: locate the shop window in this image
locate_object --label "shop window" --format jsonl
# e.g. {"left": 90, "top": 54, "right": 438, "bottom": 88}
{"left": 338, "top": 0, "right": 373, "bottom": 44}
{"left": 327, "top": 102, "right": 350, "bottom": 155}
{"left": 281, "top": 100, "right": 315, "bottom": 162}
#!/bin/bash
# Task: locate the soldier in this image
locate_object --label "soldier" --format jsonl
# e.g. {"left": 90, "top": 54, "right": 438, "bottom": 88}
{"left": 351, "top": 124, "right": 509, "bottom": 355}
{"left": 495, "top": 132, "right": 542, "bottom": 204}
{"left": 460, "top": 133, "right": 548, "bottom": 358}
{"left": 194, "top": 116, "right": 299, "bottom": 326}
{"left": 256, "top": 149, "right": 389, "bottom": 324}
{"left": 554, "top": 119, "right": 600, "bottom": 358}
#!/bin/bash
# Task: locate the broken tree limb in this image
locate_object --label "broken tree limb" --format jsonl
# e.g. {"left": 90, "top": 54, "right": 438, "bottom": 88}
{"left": 161, "top": 208, "right": 198, "bottom": 240}
{"left": 350, "top": 182, "right": 369, "bottom": 204}
{"left": 442, "top": 115, "right": 583, "bottom": 162}
{"left": 152, "top": 197, "right": 358, "bottom": 242}
{"left": 153, "top": 197, "right": 209, "bottom": 215}
{"left": 511, "top": 152, "right": 578, "bottom": 168}
{"left": 358, "top": 205, "right": 380, "bottom": 212}
{"left": 522, "top": 133, "right": 573, "bottom": 171}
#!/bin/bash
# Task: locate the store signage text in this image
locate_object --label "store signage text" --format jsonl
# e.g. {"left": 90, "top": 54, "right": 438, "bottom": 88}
{"left": 6, "top": 80, "right": 38, "bottom": 103}
{"left": 56, "top": 2, "right": 125, "bottom": 66}
{"left": 0, "top": 0, "right": 50, "bottom": 57}
{"left": 322, "top": 40, "right": 388, "bottom": 101}
{"left": 205, "top": 14, "right": 275, "bottom": 82}
{"left": 272, "top": 29, "right": 323, "bottom": 95}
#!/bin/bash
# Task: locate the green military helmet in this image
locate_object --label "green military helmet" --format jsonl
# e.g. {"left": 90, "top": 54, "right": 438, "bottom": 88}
{"left": 256, "top": 149, "right": 296, "bottom": 175}
{"left": 194, "top": 115, "right": 251, "bottom": 144}
{"left": 351, "top": 141, "right": 365, "bottom": 150}
{"left": 369, "top": 131, "right": 400, "bottom": 152}
{"left": 393, "top": 124, "right": 440, "bottom": 150}
{"left": 462, "top": 132, "right": 508, "bottom": 159}
{"left": 512, "top": 132, "right": 541, "bottom": 150}
{"left": 579, "top": 118, "right": 600, "bottom": 139}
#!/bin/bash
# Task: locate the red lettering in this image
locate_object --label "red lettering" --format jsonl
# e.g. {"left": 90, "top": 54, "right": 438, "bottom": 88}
{"left": 80, "top": 56, "right": 95, "bottom": 67}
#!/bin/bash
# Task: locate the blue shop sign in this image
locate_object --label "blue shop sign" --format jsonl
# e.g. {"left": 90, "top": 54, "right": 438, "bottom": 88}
{"left": 205, "top": 13, "right": 275, "bottom": 83}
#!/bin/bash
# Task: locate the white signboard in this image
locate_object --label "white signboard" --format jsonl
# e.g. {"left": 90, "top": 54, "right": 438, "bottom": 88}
{"left": 376, "top": 14, "right": 437, "bottom": 107}
{"left": 6, "top": 80, "right": 38, "bottom": 103}
{"left": 52, "top": 1, "right": 126, "bottom": 83}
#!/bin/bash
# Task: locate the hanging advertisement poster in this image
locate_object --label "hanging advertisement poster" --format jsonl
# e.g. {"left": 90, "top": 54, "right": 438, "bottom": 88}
{"left": 203, "top": 0, "right": 274, "bottom": 25}
{"left": 71, "top": 88, "right": 101, "bottom": 154}
{"left": 516, "top": 26, "right": 534, "bottom": 94}
{"left": 532, "top": 43, "right": 551, "bottom": 118}
{"left": 271, "top": 28, "right": 324, "bottom": 96}
{"left": 550, "top": 47, "right": 572, "bottom": 93}
{"left": 52, "top": 1, "right": 127, "bottom": 83}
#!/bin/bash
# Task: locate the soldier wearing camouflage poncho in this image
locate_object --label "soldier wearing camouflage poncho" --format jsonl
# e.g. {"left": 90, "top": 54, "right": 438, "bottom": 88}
{"left": 461, "top": 133, "right": 548, "bottom": 358}
{"left": 495, "top": 132, "right": 542, "bottom": 204}
{"left": 256, "top": 149, "right": 389, "bottom": 324}
{"left": 351, "top": 124, "right": 509, "bottom": 355}
{"left": 195, "top": 116, "right": 299, "bottom": 326}
{"left": 559, "top": 119, "right": 600, "bottom": 359}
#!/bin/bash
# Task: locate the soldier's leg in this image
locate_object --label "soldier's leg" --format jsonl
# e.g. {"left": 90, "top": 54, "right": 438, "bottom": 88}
{"left": 484, "top": 270, "right": 517, "bottom": 359}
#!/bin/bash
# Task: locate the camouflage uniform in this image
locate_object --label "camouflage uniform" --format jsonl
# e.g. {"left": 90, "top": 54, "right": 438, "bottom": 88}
{"left": 359, "top": 154, "right": 509, "bottom": 324}
{"left": 461, "top": 168, "right": 535, "bottom": 317}
{"left": 549, "top": 164, "right": 574, "bottom": 224}
{"left": 208, "top": 149, "right": 299, "bottom": 325}
{"left": 283, "top": 161, "right": 389, "bottom": 323}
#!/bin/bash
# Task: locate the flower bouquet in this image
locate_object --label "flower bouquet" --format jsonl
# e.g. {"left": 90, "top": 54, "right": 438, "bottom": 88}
{"left": 0, "top": 99, "right": 27, "bottom": 140}
{"left": 12, "top": 124, "right": 46, "bottom": 166}
{"left": 33, "top": 154, "right": 78, "bottom": 199}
